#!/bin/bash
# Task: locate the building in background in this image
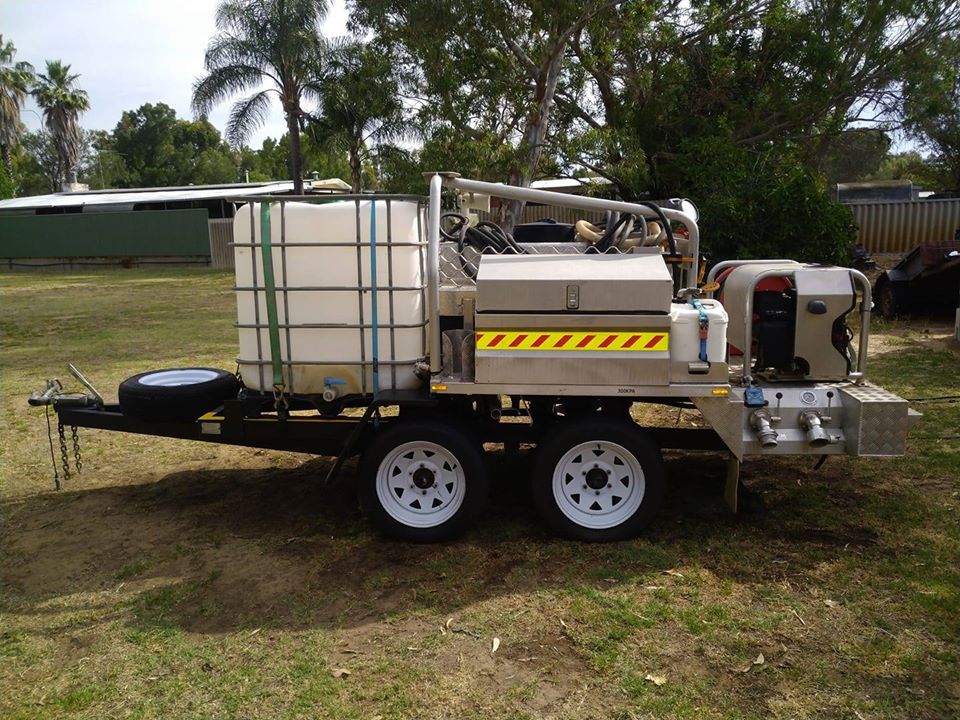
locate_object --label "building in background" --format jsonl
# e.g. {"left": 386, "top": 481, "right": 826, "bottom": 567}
{"left": 0, "top": 178, "right": 350, "bottom": 270}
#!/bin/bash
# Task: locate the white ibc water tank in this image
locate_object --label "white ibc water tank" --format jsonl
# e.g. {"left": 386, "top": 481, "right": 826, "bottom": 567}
{"left": 669, "top": 300, "right": 729, "bottom": 364}
{"left": 234, "top": 199, "right": 426, "bottom": 396}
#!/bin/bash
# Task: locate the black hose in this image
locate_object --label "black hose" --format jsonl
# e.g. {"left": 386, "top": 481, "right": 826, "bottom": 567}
{"left": 637, "top": 201, "right": 677, "bottom": 256}
{"left": 440, "top": 212, "right": 526, "bottom": 280}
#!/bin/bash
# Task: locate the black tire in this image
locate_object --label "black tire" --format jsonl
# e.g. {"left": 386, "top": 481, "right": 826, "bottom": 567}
{"left": 358, "top": 419, "right": 489, "bottom": 542}
{"left": 118, "top": 368, "right": 240, "bottom": 421}
{"left": 877, "top": 280, "right": 909, "bottom": 320}
{"left": 532, "top": 416, "right": 665, "bottom": 542}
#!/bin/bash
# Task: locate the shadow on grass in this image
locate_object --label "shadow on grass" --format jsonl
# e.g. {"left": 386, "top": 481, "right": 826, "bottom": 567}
{"left": 1, "top": 449, "right": 885, "bottom": 638}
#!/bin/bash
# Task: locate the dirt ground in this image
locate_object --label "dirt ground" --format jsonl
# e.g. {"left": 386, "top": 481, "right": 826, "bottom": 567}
{"left": 1, "top": 270, "right": 958, "bottom": 719}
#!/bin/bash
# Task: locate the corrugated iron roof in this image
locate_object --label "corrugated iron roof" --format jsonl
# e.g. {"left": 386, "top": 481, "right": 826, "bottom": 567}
{"left": 0, "top": 178, "right": 351, "bottom": 212}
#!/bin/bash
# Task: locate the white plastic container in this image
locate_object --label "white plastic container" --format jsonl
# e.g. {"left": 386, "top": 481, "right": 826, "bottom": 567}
{"left": 234, "top": 199, "right": 426, "bottom": 396}
{"left": 669, "top": 300, "right": 729, "bottom": 364}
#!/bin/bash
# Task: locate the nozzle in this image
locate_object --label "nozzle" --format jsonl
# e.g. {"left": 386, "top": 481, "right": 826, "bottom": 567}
{"left": 799, "top": 410, "right": 830, "bottom": 448}
{"left": 750, "top": 409, "right": 779, "bottom": 448}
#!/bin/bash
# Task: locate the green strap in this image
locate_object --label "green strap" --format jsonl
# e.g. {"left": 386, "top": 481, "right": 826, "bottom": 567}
{"left": 259, "top": 203, "right": 284, "bottom": 390}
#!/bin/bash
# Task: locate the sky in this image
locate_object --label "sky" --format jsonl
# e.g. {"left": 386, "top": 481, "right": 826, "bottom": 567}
{"left": 2, "top": 0, "right": 350, "bottom": 148}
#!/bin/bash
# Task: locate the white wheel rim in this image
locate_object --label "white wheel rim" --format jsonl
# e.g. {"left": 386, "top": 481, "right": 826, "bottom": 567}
{"left": 139, "top": 369, "right": 220, "bottom": 387}
{"left": 552, "top": 440, "right": 646, "bottom": 530}
{"left": 376, "top": 441, "right": 467, "bottom": 528}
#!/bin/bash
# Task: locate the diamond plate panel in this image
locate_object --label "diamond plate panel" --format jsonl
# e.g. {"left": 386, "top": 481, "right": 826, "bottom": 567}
{"left": 840, "top": 383, "right": 917, "bottom": 456}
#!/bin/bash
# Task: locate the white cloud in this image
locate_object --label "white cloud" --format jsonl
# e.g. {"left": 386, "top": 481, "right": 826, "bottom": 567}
{"left": 5, "top": 0, "right": 349, "bottom": 148}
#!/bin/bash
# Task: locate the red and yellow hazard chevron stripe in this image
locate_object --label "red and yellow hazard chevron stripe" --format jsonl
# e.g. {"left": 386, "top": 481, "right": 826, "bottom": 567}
{"left": 475, "top": 330, "right": 669, "bottom": 352}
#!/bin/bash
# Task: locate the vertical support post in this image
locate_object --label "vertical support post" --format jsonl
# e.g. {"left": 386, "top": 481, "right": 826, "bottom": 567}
{"left": 427, "top": 174, "right": 443, "bottom": 374}
{"left": 724, "top": 455, "right": 741, "bottom": 513}
{"left": 369, "top": 199, "right": 380, "bottom": 397}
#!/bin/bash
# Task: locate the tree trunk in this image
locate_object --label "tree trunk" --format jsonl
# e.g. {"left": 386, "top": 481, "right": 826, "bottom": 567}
{"left": 349, "top": 146, "right": 362, "bottom": 193}
{"left": 0, "top": 143, "right": 13, "bottom": 186}
{"left": 498, "top": 48, "right": 567, "bottom": 234}
{"left": 286, "top": 112, "right": 304, "bottom": 194}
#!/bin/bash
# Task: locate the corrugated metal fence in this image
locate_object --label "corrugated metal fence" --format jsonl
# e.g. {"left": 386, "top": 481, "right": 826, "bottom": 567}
{"left": 845, "top": 199, "right": 960, "bottom": 254}
{"left": 208, "top": 218, "right": 234, "bottom": 269}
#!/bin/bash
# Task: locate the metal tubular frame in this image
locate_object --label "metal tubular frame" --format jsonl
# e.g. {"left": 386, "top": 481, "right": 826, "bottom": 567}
{"left": 738, "top": 267, "right": 872, "bottom": 385}
{"left": 433, "top": 174, "right": 701, "bottom": 289}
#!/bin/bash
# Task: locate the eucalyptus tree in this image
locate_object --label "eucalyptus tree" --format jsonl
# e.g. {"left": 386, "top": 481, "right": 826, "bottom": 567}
{"left": 352, "top": 0, "right": 621, "bottom": 231}
{"left": 0, "top": 35, "right": 34, "bottom": 184}
{"left": 306, "top": 40, "right": 408, "bottom": 192}
{"left": 32, "top": 60, "right": 90, "bottom": 187}
{"left": 193, "top": 0, "right": 329, "bottom": 194}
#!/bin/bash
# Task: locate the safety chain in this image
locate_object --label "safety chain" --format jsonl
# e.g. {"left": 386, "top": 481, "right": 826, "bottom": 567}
{"left": 58, "top": 421, "right": 72, "bottom": 483}
{"left": 45, "top": 406, "right": 61, "bottom": 491}
{"left": 72, "top": 425, "right": 82, "bottom": 473}
{"left": 47, "top": 419, "right": 83, "bottom": 489}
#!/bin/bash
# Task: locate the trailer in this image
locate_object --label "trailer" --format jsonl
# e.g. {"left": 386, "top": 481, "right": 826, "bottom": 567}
{"left": 873, "top": 240, "right": 960, "bottom": 320}
{"left": 29, "top": 173, "right": 920, "bottom": 542}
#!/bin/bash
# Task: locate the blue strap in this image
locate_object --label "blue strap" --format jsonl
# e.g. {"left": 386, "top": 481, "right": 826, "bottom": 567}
{"left": 369, "top": 201, "right": 380, "bottom": 397}
{"left": 691, "top": 299, "right": 709, "bottom": 362}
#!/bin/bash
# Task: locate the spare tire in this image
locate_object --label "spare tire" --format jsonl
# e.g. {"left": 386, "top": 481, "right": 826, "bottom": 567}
{"left": 118, "top": 368, "right": 240, "bottom": 421}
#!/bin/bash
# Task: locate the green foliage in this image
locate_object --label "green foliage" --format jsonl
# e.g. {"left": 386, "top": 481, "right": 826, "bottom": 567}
{"left": 902, "top": 37, "right": 960, "bottom": 190}
{"left": 869, "top": 151, "right": 944, "bottom": 189}
{"left": 193, "top": 0, "right": 330, "bottom": 192}
{"left": 0, "top": 160, "right": 14, "bottom": 198}
{"left": 111, "top": 103, "right": 237, "bottom": 188}
{"left": 307, "top": 40, "right": 407, "bottom": 191}
{"left": 31, "top": 60, "right": 89, "bottom": 184}
{"left": 817, "top": 129, "right": 892, "bottom": 186}
{"left": 677, "top": 136, "right": 855, "bottom": 264}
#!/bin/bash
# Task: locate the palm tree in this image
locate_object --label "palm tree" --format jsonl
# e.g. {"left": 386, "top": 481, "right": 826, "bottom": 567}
{"left": 0, "top": 35, "right": 34, "bottom": 184}
{"left": 192, "top": 0, "right": 328, "bottom": 194}
{"left": 308, "top": 40, "right": 408, "bottom": 192}
{"left": 32, "top": 60, "right": 90, "bottom": 187}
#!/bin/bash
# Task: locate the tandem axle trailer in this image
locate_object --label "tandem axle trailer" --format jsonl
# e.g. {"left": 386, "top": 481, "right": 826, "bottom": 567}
{"left": 30, "top": 174, "right": 919, "bottom": 542}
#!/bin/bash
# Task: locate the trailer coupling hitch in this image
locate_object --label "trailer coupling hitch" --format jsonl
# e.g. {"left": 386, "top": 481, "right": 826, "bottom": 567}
{"left": 28, "top": 364, "right": 105, "bottom": 410}
{"left": 28, "top": 366, "right": 104, "bottom": 491}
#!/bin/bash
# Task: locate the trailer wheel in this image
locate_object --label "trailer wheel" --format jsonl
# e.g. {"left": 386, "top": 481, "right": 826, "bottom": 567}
{"left": 877, "top": 279, "right": 909, "bottom": 319}
{"left": 532, "top": 417, "right": 665, "bottom": 541}
{"left": 118, "top": 368, "right": 240, "bottom": 421}
{"left": 359, "top": 420, "right": 488, "bottom": 542}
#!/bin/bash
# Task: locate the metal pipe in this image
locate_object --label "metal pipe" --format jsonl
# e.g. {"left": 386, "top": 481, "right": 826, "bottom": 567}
{"left": 848, "top": 269, "right": 872, "bottom": 382}
{"left": 427, "top": 174, "right": 443, "bottom": 374}
{"left": 705, "top": 259, "right": 798, "bottom": 289}
{"left": 438, "top": 174, "right": 701, "bottom": 291}
{"left": 740, "top": 268, "right": 795, "bottom": 384}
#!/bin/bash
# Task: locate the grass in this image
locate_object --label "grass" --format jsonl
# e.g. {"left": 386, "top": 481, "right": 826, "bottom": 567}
{"left": 0, "top": 269, "right": 958, "bottom": 719}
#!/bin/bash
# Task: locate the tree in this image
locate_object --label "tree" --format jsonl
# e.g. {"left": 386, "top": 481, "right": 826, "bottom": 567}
{"left": 903, "top": 39, "right": 960, "bottom": 190}
{"left": 307, "top": 40, "right": 407, "bottom": 192}
{"left": 565, "top": 1, "right": 960, "bottom": 197}
{"left": 192, "top": 0, "right": 329, "bottom": 194}
{"left": 31, "top": 60, "right": 90, "bottom": 187}
{"left": 352, "top": 0, "right": 620, "bottom": 230}
{"left": 111, "top": 102, "right": 237, "bottom": 187}
{"left": 0, "top": 35, "right": 34, "bottom": 188}
{"left": 18, "top": 128, "right": 80, "bottom": 193}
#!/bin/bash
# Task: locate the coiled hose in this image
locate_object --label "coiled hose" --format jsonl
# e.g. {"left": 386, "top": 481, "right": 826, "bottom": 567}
{"left": 441, "top": 212, "right": 526, "bottom": 279}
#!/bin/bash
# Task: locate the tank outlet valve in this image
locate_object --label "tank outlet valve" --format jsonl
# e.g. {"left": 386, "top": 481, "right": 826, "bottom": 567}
{"left": 321, "top": 384, "right": 341, "bottom": 403}
{"left": 799, "top": 410, "right": 830, "bottom": 448}
{"left": 750, "top": 409, "right": 779, "bottom": 449}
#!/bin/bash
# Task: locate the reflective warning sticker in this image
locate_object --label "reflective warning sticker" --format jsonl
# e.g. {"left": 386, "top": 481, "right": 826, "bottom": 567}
{"left": 475, "top": 331, "right": 668, "bottom": 352}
